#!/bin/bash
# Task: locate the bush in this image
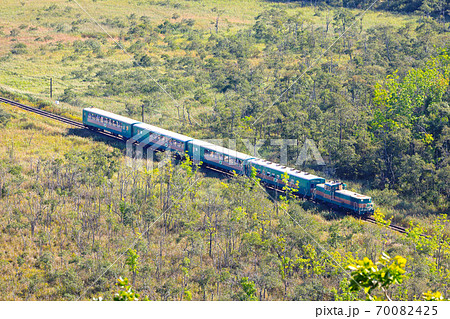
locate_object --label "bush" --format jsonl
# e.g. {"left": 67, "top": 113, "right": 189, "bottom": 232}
{"left": 11, "top": 43, "right": 27, "bottom": 55}
{"left": 0, "top": 108, "right": 12, "bottom": 126}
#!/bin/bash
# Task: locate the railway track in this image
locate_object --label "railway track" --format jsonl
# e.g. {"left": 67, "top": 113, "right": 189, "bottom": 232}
{"left": 0, "top": 96, "right": 122, "bottom": 141}
{"left": 2, "top": 96, "right": 411, "bottom": 235}
{"left": 363, "top": 216, "right": 407, "bottom": 234}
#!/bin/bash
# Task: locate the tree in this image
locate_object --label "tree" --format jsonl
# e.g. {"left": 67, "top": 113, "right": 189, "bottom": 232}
{"left": 347, "top": 252, "right": 407, "bottom": 300}
{"left": 112, "top": 277, "right": 148, "bottom": 301}
{"left": 237, "top": 277, "right": 258, "bottom": 301}
{"left": 125, "top": 249, "right": 139, "bottom": 285}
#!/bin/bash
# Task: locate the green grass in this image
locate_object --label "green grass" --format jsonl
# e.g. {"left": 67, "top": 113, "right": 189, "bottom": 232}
{"left": 0, "top": 0, "right": 420, "bottom": 121}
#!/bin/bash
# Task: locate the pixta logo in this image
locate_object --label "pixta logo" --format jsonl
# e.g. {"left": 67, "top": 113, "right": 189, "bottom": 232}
{"left": 126, "top": 131, "right": 173, "bottom": 171}
{"left": 126, "top": 134, "right": 325, "bottom": 170}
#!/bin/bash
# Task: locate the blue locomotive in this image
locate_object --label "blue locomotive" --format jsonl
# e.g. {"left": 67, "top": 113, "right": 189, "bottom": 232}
{"left": 83, "top": 107, "right": 374, "bottom": 216}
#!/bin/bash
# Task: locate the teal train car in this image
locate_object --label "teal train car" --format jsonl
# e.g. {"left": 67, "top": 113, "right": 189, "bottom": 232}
{"left": 83, "top": 107, "right": 139, "bottom": 139}
{"left": 187, "top": 140, "right": 254, "bottom": 175}
{"left": 247, "top": 158, "right": 325, "bottom": 196}
{"left": 132, "top": 122, "right": 193, "bottom": 156}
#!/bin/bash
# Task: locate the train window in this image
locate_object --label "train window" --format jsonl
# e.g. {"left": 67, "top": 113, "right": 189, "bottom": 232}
{"left": 224, "top": 156, "right": 229, "bottom": 162}
{"left": 272, "top": 173, "right": 275, "bottom": 177}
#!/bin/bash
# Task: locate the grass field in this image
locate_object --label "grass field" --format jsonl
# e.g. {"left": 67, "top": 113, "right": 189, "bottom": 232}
{"left": 0, "top": 0, "right": 420, "bottom": 124}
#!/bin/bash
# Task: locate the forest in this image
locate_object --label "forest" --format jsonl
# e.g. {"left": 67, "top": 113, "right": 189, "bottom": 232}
{"left": 0, "top": 0, "right": 449, "bottom": 300}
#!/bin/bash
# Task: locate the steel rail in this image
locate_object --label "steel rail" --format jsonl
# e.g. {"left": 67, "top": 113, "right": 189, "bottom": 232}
{"left": 0, "top": 96, "right": 122, "bottom": 140}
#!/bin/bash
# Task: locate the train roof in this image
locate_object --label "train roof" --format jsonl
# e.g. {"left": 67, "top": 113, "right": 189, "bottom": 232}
{"left": 325, "top": 181, "right": 344, "bottom": 187}
{"left": 336, "top": 189, "right": 371, "bottom": 200}
{"left": 317, "top": 183, "right": 371, "bottom": 200}
{"left": 134, "top": 122, "right": 193, "bottom": 142}
{"left": 84, "top": 107, "right": 139, "bottom": 125}
{"left": 190, "top": 140, "right": 254, "bottom": 160}
{"left": 249, "top": 158, "right": 325, "bottom": 181}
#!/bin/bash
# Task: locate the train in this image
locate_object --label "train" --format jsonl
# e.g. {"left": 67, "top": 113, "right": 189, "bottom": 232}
{"left": 83, "top": 107, "right": 374, "bottom": 216}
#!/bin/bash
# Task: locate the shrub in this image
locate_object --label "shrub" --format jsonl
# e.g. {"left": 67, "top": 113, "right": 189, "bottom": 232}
{"left": 11, "top": 43, "right": 27, "bottom": 55}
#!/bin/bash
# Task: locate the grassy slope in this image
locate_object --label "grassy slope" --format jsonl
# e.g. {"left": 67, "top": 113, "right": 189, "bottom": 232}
{"left": 1, "top": 1, "right": 449, "bottom": 300}
{"left": 0, "top": 0, "right": 445, "bottom": 232}
{"left": 0, "top": 94, "right": 448, "bottom": 301}
{"left": 0, "top": 106, "right": 396, "bottom": 300}
{"left": 0, "top": 0, "right": 417, "bottom": 120}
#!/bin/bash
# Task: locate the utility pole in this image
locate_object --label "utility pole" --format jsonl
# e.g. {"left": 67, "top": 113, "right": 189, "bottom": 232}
{"left": 50, "top": 78, "right": 53, "bottom": 99}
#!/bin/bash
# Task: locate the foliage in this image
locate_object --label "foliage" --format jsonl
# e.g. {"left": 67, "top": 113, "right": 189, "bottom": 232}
{"left": 0, "top": 108, "right": 12, "bottom": 126}
{"left": 125, "top": 249, "right": 139, "bottom": 284}
{"left": 422, "top": 291, "right": 448, "bottom": 301}
{"left": 237, "top": 277, "right": 258, "bottom": 301}
{"left": 113, "top": 277, "right": 148, "bottom": 301}
{"left": 347, "top": 253, "right": 407, "bottom": 300}
{"left": 0, "top": 0, "right": 449, "bottom": 301}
